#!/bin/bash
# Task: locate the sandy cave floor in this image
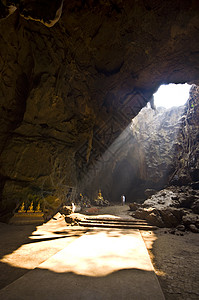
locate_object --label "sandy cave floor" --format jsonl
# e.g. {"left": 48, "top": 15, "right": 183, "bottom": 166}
{"left": 0, "top": 205, "right": 199, "bottom": 300}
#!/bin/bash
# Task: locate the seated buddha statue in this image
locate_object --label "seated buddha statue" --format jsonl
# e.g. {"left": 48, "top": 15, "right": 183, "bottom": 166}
{"left": 27, "top": 201, "right": 34, "bottom": 213}
{"left": 18, "top": 202, "right": 26, "bottom": 213}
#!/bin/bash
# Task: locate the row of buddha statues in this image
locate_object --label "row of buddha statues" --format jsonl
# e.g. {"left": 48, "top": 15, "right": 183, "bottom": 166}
{"left": 18, "top": 201, "right": 42, "bottom": 213}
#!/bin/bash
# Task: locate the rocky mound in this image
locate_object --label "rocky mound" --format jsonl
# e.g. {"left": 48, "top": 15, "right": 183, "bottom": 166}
{"left": 130, "top": 185, "right": 199, "bottom": 232}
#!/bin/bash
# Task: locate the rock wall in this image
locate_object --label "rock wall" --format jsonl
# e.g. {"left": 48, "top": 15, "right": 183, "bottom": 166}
{"left": 0, "top": 1, "right": 199, "bottom": 219}
{"left": 170, "top": 85, "right": 199, "bottom": 185}
{"left": 130, "top": 104, "right": 186, "bottom": 187}
{"left": 0, "top": 13, "right": 95, "bottom": 219}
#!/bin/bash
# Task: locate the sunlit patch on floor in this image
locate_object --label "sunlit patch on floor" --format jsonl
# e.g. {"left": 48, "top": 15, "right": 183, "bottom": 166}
{"left": 38, "top": 229, "right": 155, "bottom": 277}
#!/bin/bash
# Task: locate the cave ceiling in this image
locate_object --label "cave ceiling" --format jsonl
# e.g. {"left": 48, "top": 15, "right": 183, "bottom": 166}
{"left": 0, "top": 0, "right": 199, "bottom": 200}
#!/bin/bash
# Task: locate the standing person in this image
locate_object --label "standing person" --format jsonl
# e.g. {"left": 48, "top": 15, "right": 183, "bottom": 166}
{"left": 121, "top": 194, "right": 126, "bottom": 206}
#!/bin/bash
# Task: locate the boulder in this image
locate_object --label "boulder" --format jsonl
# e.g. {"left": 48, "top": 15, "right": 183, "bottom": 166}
{"left": 182, "top": 213, "right": 199, "bottom": 226}
{"left": 60, "top": 205, "right": 72, "bottom": 215}
{"left": 144, "top": 189, "right": 157, "bottom": 198}
{"left": 191, "top": 200, "right": 199, "bottom": 214}
{"left": 132, "top": 208, "right": 165, "bottom": 228}
{"left": 159, "top": 209, "right": 182, "bottom": 228}
{"left": 189, "top": 224, "right": 199, "bottom": 233}
{"left": 143, "top": 189, "right": 180, "bottom": 209}
{"left": 129, "top": 202, "right": 140, "bottom": 211}
{"left": 176, "top": 225, "right": 186, "bottom": 232}
{"left": 65, "top": 215, "right": 78, "bottom": 225}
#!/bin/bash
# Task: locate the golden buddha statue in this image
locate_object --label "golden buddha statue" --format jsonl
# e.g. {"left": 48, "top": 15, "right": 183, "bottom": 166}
{"left": 18, "top": 202, "right": 26, "bottom": 213}
{"left": 27, "top": 201, "right": 34, "bottom": 213}
{"left": 35, "top": 203, "right": 42, "bottom": 212}
{"left": 97, "top": 189, "right": 103, "bottom": 200}
{"left": 94, "top": 189, "right": 105, "bottom": 206}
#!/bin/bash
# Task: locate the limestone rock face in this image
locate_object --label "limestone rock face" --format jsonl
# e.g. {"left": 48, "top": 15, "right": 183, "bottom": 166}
{"left": 170, "top": 85, "right": 199, "bottom": 185}
{"left": 1, "top": 1, "right": 199, "bottom": 219}
{"left": 130, "top": 104, "right": 186, "bottom": 186}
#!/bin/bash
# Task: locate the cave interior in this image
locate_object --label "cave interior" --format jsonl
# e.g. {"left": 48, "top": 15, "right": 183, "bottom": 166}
{"left": 1, "top": 2, "right": 199, "bottom": 299}
{"left": 0, "top": 0, "right": 199, "bottom": 221}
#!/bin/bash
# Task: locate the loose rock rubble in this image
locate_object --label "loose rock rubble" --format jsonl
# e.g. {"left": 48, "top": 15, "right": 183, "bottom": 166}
{"left": 130, "top": 185, "right": 199, "bottom": 232}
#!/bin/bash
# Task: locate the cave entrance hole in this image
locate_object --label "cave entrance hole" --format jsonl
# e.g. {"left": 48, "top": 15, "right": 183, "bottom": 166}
{"left": 153, "top": 83, "right": 191, "bottom": 108}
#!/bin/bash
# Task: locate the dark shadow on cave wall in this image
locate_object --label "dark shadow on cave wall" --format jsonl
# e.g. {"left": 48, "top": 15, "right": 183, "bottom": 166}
{"left": 110, "top": 159, "right": 144, "bottom": 203}
{"left": 82, "top": 145, "right": 170, "bottom": 204}
{"left": 103, "top": 158, "right": 169, "bottom": 204}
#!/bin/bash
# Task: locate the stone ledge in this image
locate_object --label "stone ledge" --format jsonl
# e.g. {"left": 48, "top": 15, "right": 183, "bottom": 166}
{"left": 9, "top": 212, "right": 44, "bottom": 225}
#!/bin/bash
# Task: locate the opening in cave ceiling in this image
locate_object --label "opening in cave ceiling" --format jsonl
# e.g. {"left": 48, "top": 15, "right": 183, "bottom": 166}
{"left": 153, "top": 83, "right": 191, "bottom": 109}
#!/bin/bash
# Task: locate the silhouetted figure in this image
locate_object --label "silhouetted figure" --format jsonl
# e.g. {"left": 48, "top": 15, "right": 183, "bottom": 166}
{"left": 121, "top": 194, "right": 126, "bottom": 206}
